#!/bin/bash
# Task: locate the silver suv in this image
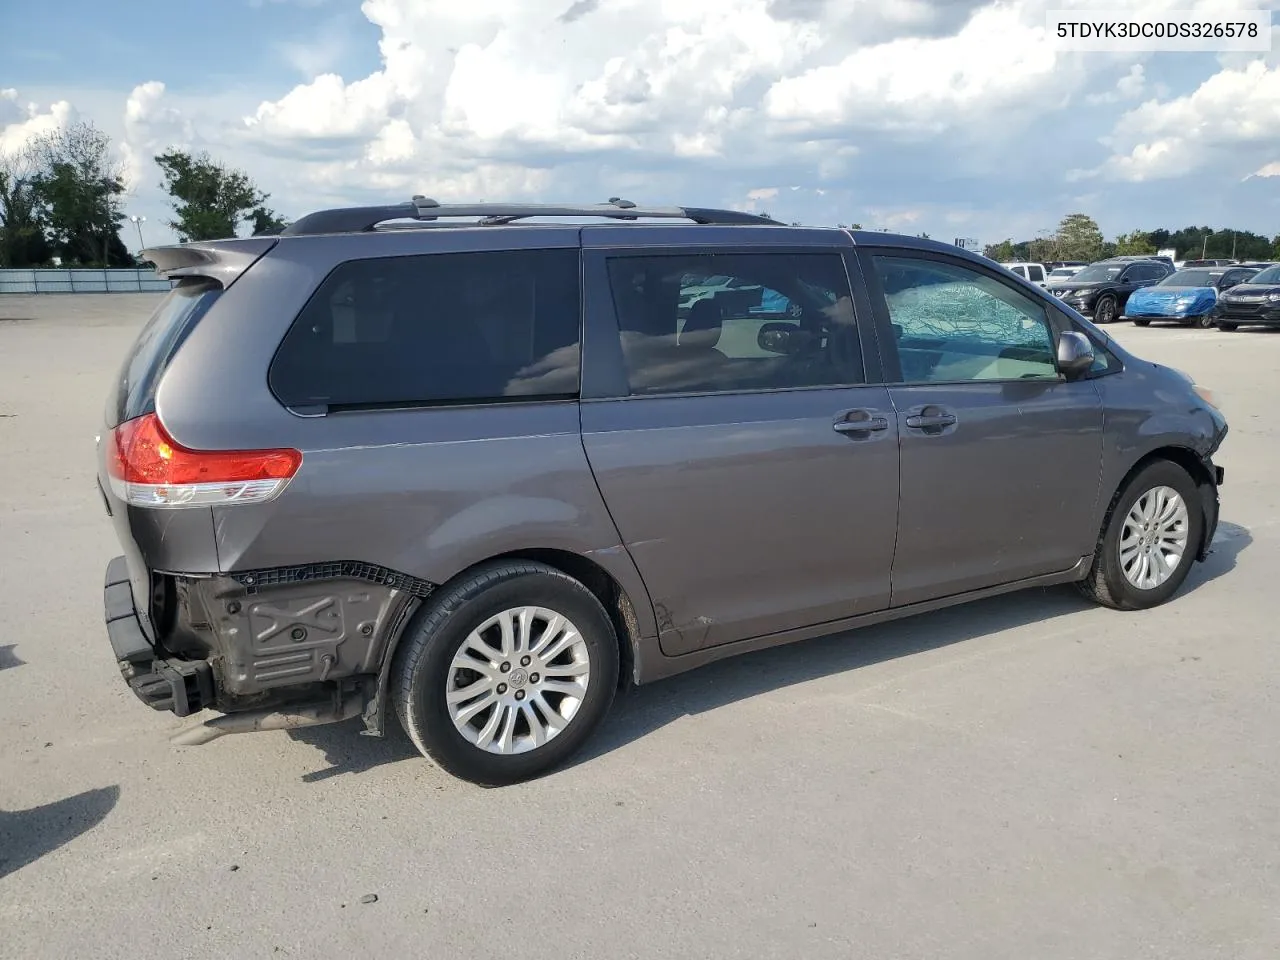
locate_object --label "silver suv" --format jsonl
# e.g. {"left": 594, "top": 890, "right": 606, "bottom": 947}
{"left": 98, "top": 198, "right": 1228, "bottom": 785}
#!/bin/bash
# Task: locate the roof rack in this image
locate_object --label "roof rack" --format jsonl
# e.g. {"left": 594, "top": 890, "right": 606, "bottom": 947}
{"left": 280, "top": 196, "right": 782, "bottom": 236}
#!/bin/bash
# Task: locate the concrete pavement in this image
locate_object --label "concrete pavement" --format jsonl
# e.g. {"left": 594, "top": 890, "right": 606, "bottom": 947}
{"left": 1, "top": 294, "right": 1276, "bottom": 959}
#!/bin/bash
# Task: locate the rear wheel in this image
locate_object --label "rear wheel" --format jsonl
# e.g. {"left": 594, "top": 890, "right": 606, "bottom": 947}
{"left": 392, "top": 560, "right": 619, "bottom": 786}
{"left": 1078, "top": 460, "right": 1203, "bottom": 611}
{"left": 1094, "top": 295, "right": 1118, "bottom": 324}
{"left": 1132, "top": 317, "right": 1150, "bottom": 327}
{"left": 1196, "top": 314, "right": 1216, "bottom": 329}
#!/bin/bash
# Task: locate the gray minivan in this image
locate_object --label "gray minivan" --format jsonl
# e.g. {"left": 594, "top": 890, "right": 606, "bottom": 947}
{"left": 99, "top": 199, "right": 1228, "bottom": 785}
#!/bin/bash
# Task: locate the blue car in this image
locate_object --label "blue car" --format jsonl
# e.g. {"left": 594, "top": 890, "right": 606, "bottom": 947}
{"left": 1124, "top": 265, "right": 1262, "bottom": 328}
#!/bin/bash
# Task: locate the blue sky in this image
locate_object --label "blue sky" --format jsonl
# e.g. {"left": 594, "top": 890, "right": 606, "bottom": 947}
{"left": 2, "top": 0, "right": 1278, "bottom": 252}
{"left": 4, "top": 0, "right": 381, "bottom": 93}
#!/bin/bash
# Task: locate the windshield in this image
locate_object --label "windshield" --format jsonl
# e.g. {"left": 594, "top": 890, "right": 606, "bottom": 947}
{"left": 1070, "top": 263, "right": 1124, "bottom": 283}
{"left": 1049, "top": 268, "right": 1076, "bottom": 278}
{"left": 1160, "top": 269, "right": 1218, "bottom": 287}
{"left": 1248, "top": 266, "right": 1280, "bottom": 285}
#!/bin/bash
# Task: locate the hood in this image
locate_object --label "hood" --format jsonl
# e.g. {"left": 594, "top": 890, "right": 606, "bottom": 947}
{"left": 1131, "top": 284, "right": 1216, "bottom": 298}
{"left": 1219, "top": 282, "right": 1280, "bottom": 299}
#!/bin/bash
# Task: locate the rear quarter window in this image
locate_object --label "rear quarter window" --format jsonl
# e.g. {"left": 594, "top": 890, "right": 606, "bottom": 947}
{"left": 108, "top": 279, "right": 221, "bottom": 426}
{"left": 268, "top": 248, "right": 581, "bottom": 410}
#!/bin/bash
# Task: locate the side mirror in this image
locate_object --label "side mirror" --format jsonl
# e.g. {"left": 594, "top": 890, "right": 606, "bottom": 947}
{"left": 1056, "top": 330, "right": 1095, "bottom": 380}
{"left": 758, "top": 322, "right": 817, "bottom": 356}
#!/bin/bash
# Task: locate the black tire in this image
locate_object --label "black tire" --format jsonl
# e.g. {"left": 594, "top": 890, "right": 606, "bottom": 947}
{"left": 1077, "top": 460, "right": 1204, "bottom": 611}
{"left": 1132, "top": 317, "right": 1150, "bottom": 327}
{"left": 1218, "top": 322, "right": 1239, "bottom": 331}
{"left": 1094, "top": 294, "right": 1118, "bottom": 324}
{"left": 392, "top": 560, "right": 619, "bottom": 786}
{"left": 1196, "top": 314, "right": 1215, "bottom": 329}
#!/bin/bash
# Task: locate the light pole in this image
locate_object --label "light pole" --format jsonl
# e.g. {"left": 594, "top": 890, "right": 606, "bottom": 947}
{"left": 129, "top": 214, "right": 147, "bottom": 251}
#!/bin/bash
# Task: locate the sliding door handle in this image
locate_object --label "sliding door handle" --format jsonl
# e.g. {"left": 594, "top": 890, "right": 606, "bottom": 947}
{"left": 904, "top": 413, "right": 957, "bottom": 429}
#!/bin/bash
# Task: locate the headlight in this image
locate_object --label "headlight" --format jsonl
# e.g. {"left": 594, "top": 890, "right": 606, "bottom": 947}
{"left": 1167, "top": 366, "right": 1219, "bottom": 410}
{"left": 1268, "top": 292, "right": 1280, "bottom": 302}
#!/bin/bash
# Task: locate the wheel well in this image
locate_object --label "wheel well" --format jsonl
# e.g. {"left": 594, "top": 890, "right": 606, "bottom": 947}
{"left": 492, "top": 548, "right": 639, "bottom": 690}
{"left": 1104, "top": 445, "right": 1214, "bottom": 553}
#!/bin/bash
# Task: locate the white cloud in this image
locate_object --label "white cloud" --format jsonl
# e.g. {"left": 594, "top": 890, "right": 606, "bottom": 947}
{"left": 1254, "top": 161, "right": 1280, "bottom": 178}
{"left": 1091, "top": 59, "right": 1280, "bottom": 181}
{"left": 0, "top": 90, "right": 74, "bottom": 156}
{"left": 764, "top": 4, "right": 1067, "bottom": 134}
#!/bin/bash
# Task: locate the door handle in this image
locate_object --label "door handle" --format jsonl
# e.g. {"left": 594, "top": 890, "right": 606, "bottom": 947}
{"left": 904, "top": 413, "right": 956, "bottom": 429}
{"left": 904, "top": 408, "right": 958, "bottom": 433}
{"left": 833, "top": 411, "right": 890, "bottom": 435}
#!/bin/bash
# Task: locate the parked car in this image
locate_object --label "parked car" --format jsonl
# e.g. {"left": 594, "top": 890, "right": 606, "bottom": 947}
{"left": 1210, "top": 262, "right": 1280, "bottom": 330}
{"left": 99, "top": 198, "right": 1227, "bottom": 785}
{"left": 1046, "top": 265, "right": 1086, "bottom": 289}
{"left": 1052, "top": 256, "right": 1175, "bottom": 323}
{"left": 1181, "top": 259, "right": 1237, "bottom": 269}
{"left": 1123, "top": 266, "right": 1261, "bottom": 328}
{"left": 1001, "top": 262, "right": 1049, "bottom": 288}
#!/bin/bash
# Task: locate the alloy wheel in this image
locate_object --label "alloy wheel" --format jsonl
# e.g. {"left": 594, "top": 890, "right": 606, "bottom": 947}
{"left": 1119, "top": 485, "right": 1190, "bottom": 590}
{"left": 445, "top": 606, "right": 592, "bottom": 755}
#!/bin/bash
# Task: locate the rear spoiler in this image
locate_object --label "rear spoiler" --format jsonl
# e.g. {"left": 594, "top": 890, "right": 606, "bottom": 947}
{"left": 139, "top": 237, "right": 279, "bottom": 288}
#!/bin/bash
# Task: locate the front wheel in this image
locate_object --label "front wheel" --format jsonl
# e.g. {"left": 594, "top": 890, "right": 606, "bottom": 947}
{"left": 1078, "top": 460, "right": 1203, "bottom": 611}
{"left": 392, "top": 561, "right": 619, "bottom": 786}
{"left": 1218, "top": 322, "right": 1239, "bottom": 331}
{"left": 1094, "top": 295, "right": 1118, "bottom": 324}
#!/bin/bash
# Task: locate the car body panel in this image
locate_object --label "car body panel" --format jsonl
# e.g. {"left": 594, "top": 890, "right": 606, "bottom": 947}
{"left": 884, "top": 379, "right": 1105, "bottom": 605}
{"left": 580, "top": 388, "right": 901, "bottom": 656}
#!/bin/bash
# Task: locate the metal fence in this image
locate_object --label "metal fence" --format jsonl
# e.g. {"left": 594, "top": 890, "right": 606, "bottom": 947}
{"left": 0, "top": 268, "right": 172, "bottom": 294}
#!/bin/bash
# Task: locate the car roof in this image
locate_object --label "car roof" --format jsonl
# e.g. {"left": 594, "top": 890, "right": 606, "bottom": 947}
{"left": 142, "top": 197, "right": 1006, "bottom": 277}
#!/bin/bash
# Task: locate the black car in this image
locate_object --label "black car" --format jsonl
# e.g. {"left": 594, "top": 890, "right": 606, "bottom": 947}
{"left": 1211, "top": 263, "right": 1280, "bottom": 330}
{"left": 1052, "top": 257, "right": 1175, "bottom": 324}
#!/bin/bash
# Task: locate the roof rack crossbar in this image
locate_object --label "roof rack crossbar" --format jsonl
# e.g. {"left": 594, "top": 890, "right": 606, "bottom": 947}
{"left": 280, "top": 199, "right": 781, "bottom": 236}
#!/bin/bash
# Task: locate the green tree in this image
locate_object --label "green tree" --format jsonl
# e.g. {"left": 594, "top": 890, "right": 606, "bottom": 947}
{"left": 984, "top": 239, "right": 1016, "bottom": 261}
{"left": 1054, "top": 213, "right": 1105, "bottom": 262}
{"left": 156, "top": 149, "right": 285, "bottom": 241}
{"left": 1272, "top": 234, "right": 1280, "bottom": 259}
{"left": 249, "top": 206, "right": 288, "bottom": 236}
{"left": 0, "top": 151, "right": 52, "bottom": 267}
{"left": 27, "top": 121, "right": 130, "bottom": 266}
{"left": 1113, "top": 230, "right": 1156, "bottom": 255}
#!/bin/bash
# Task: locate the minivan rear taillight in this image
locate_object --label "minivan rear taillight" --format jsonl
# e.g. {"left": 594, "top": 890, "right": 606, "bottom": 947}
{"left": 105, "top": 412, "right": 302, "bottom": 508}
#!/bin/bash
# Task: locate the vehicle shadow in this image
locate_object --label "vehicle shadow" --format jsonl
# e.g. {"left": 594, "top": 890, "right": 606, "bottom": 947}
{"left": 1179, "top": 519, "right": 1251, "bottom": 597}
{"left": 578, "top": 586, "right": 1092, "bottom": 767}
{"left": 0, "top": 786, "right": 120, "bottom": 880}
{"left": 286, "top": 519, "right": 1252, "bottom": 782}
{"left": 0, "top": 644, "right": 24, "bottom": 671}
{"left": 288, "top": 718, "right": 419, "bottom": 782}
